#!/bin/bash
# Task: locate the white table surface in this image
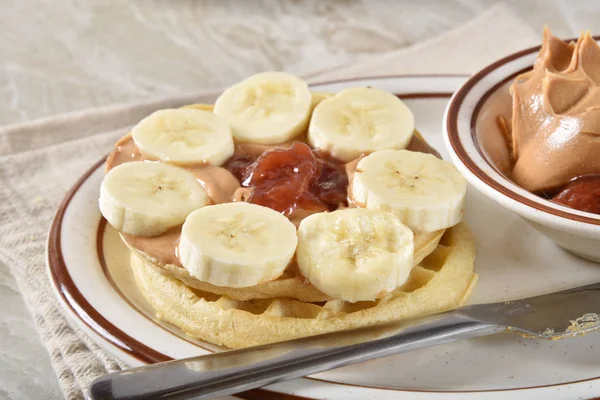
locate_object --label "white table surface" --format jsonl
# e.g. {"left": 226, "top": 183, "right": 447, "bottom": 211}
{"left": 1, "top": 0, "right": 597, "bottom": 398}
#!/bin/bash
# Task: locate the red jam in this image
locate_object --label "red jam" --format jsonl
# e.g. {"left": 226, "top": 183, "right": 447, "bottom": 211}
{"left": 224, "top": 154, "right": 255, "bottom": 182}
{"left": 311, "top": 155, "right": 349, "bottom": 208}
{"left": 225, "top": 142, "right": 348, "bottom": 216}
{"left": 552, "top": 174, "right": 600, "bottom": 214}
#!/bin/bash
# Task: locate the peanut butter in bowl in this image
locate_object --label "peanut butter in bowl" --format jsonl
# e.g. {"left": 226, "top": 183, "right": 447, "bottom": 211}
{"left": 476, "top": 28, "right": 600, "bottom": 214}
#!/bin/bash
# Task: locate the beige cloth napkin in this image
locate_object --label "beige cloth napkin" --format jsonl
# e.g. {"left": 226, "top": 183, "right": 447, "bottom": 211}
{"left": 0, "top": 3, "right": 539, "bottom": 399}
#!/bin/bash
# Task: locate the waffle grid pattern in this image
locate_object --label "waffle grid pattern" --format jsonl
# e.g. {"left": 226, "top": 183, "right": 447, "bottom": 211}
{"left": 131, "top": 224, "right": 476, "bottom": 348}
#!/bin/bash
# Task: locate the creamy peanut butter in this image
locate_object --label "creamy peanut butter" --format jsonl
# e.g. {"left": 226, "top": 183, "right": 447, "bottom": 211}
{"left": 123, "top": 228, "right": 181, "bottom": 266}
{"left": 288, "top": 208, "right": 324, "bottom": 227}
{"left": 509, "top": 29, "right": 600, "bottom": 193}
{"left": 107, "top": 130, "right": 436, "bottom": 269}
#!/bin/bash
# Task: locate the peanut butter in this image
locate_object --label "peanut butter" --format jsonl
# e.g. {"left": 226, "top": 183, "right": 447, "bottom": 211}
{"left": 509, "top": 29, "right": 600, "bottom": 193}
{"left": 123, "top": 228, "right": 181, "bottom": 266}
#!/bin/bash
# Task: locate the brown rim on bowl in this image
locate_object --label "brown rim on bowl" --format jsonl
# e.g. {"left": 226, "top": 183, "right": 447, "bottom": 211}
{"left": 446, "top": 36, "right": 600, "bottom": 226}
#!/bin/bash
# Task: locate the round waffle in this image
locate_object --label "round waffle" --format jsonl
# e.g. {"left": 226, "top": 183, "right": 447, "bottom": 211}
{"left": 131, "top": 223, "right": 476, "bottom": 348}
{"left": 125, "top": 228, "right": 444, "bottom": 302}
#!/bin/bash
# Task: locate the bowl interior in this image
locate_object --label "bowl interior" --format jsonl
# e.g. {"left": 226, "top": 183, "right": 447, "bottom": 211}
{"left": 474, "top": 78, "right": 515, "bottom": 178}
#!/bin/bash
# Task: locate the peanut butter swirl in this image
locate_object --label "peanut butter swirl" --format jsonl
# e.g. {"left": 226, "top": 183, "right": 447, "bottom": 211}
{"left": 510, "top": 29, "right": 600, "bottom": 193}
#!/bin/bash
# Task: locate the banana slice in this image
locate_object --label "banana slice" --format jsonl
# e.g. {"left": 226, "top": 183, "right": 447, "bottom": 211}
{"left": 297, "top": 208, "right": 414, "bottom": 303}
{"left": 213, "top": 72, "right": 312, "bottom": 145}
{"left": 99, "top": 161, "right": 210, "bottom": 236}
{"left": 308, "top": 87, "right": 415, "bottom": 162}
{"left": 351, "top": 150, "right": 467, "bottom": 234}
{"left": 178, "top": 202, "right": 298, "bottom": 288}
{"left": 131, "top": 108, "right": 234, "bottom": 166}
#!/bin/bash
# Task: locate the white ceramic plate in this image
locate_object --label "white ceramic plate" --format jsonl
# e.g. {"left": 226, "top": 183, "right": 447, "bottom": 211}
{"left": 47, "top": 75, "right": 600, "bottom": 400}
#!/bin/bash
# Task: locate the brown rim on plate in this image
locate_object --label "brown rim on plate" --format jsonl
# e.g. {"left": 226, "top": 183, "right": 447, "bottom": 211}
{"left": 308, "top": 73, "right": 468, "bottom": 88}
{"left": 445, "top": 36, "right": 600, "bottom": 226}
{"left": 46, "top": 87, "right": 454, "bottom": 400}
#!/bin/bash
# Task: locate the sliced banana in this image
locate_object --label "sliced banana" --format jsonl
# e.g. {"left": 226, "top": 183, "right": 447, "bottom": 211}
{"left": 99, "top": 161, "right": 210, "bottom": 236}
{"left": 351, "top": 150, "right": 467, "bottom": 234}
{"left": 178, "top": 202, "right": 298, "bottom": 288}
{"left": 131, "top": 108, "right": 234, "bottom": 166}
{"left": 308, "top": 87, "right": 414, "bottom": 162}
{"left": 213, "top": 72, "right": 312, "bottom": 145}
{"left": 297, "top": 208, "right": 414, "bottom": 303}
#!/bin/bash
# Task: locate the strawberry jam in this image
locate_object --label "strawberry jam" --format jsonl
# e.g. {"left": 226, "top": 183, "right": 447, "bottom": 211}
{"left": 224, "top": 154, "right": 255, "bottom": 182}
{"left": 552, "top": 174, "right": 600, "bottom": 214}
{"left": 310, "top": 155, "right": 349, "bottom": 208}
{"left": 225, "top": 142, "right": 348, "bottom": 216}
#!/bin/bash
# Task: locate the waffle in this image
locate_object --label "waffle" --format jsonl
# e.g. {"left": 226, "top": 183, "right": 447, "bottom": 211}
{"left": 126, "top": 229, "right": 444, "bottom": 302}
{"left": 131, "top": 223, "right": 476, "bottom": 348}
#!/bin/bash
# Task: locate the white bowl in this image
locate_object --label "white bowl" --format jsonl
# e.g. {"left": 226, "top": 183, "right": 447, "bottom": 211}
{"left": 443, "top": 39, "right": 600, "bottom": 263}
